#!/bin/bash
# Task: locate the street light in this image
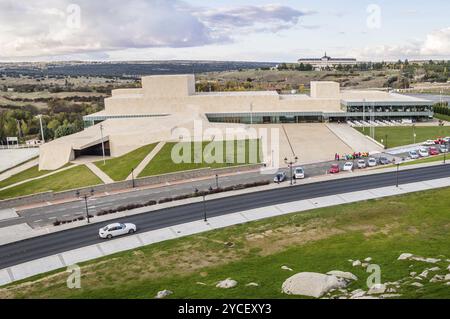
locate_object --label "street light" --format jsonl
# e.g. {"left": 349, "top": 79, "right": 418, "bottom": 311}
{"left": 444, "top": 141, "right": 449, "bottom": 164}
{"left": 99, "top": 124, "right": 106, "bottom": 165}
{"left": 195, "top": 188, "right": 208, "bottom": 222}
{"left": 37, "top": 115, "right": 45, "bottom": 143}
{"left": 131, "top": 168, "right": 135, "bottom": 188}
{"left": 284, "top": 156, "right": 299, "bottom": 185}
{"left": 76, "top": 189, "right": 95, "bottom": 223}
{"left": 396, "top": 163, "right": 400, "bottom": 188}
{"left": 215, "top": 174, "right": 219, "bottom": 189}
{"left": 385, "top": 134, "right": 388, "bottom": 149}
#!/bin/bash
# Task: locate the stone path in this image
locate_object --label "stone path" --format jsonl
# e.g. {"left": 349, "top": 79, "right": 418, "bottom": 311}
{"left": 126, "top": 141, "right": 166, "bottom": 180}
{"left": 85, "top": 162, "right": 114, "bottom": 184}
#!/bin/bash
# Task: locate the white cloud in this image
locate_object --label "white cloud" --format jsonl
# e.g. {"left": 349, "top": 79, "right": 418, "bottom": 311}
{"left": 353, "top": 27, "right": 450, "bottom": 60}
{"left": 0, "top": 0, "right": 311, "bottom": 59}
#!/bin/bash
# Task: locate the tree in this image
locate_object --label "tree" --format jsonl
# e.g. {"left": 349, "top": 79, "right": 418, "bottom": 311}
{"left": 54, "top": 124, "right": 78, "bottom": 138}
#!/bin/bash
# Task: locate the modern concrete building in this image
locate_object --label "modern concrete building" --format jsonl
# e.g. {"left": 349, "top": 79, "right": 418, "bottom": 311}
{"left": 298, "top": 52, "right": 358, "bottom": 70}
{"left": 39, "top": 74, "right": 433, "bottom": 170}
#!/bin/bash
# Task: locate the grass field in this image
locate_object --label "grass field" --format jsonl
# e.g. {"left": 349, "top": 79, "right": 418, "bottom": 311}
{"left": 435, "top": 114, "right": 450, "bottom": 122}
{"left": 95, "top": 143, "right": 158, "bottom": 181}
{"left": 0, "top": 165, "right": 102, "bottom": 200}
{"left": 356, "top": 126, "right": 450, "bottom": 148}
{"left": 138, "top": 140, "right": 261, "bottom": 177}
{"left": 2, "top": 187, "right": 449, "bottom": 299}
{"left": 0, "top": 165, "right": 54, "bottom": 190}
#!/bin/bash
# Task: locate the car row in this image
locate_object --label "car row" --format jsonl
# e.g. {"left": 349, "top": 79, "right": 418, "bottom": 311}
{"left": 409, "top": 145, "right": 448, "bottom": 159}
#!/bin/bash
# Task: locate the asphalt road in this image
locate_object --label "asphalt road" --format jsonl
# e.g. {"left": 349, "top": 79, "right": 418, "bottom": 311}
{"left": 2, "top": 158, "right": 362, "bottom": 228}
{"left": 0, "top": 164, "right": 449, "bottom": 269}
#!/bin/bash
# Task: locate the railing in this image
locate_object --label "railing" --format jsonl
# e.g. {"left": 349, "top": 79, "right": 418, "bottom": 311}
{"left": 0, "top": 144, "right": 40, "bottom": 150}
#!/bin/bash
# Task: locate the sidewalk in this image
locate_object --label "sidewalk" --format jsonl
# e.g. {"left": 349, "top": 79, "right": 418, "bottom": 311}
{"left": 1, "top": 174, "right": 449, "bottom": 286}
{"left": 126, "top": 141, "right": 166, "bottom": 180}
{"left": 85, "top": 162, "right": 113, "bottom": 184}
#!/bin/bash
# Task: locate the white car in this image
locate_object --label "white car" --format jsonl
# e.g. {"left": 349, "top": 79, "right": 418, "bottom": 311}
{"left": 418, "top": 148, "right": 429, "bottom": 157}
{"left": 368, "top": 158, "right": 377, "bottom": 167}
{"left": 423, "top": 140, "right": 435, "bottom": 146}
{"left": 357, "top": 159, "right": 366, "bottom": 169}
{"left": 443, "top": 137, "right": 450, "bottom": 143}
{"left": 343, "top": 162, "right": 353, "bottom": 171}
{"left": 293, "top": 167, "right": 305, "bottom": 179}
{"left": 99, "top": 223, "right": 137, "bottom": 239}
{"left": 409, "top": 150, "right": 419, "bottom": 159}
{"left": 439, "top": 144, "right": 449, "bottom": 153}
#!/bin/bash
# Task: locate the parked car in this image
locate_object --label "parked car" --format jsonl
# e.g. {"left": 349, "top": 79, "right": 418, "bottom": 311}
{"left": 329, "top": 164, "right": 340, "bottom": 174}
{"left": 439, "top": 144, "right": 449, "bottom": 153}
{"left": 379, "top": 157, "right": 391, "bottom": 165}
{"left": 443, "top": 137, "right": 450, "bottom": 143}
{"left": 409, "top": 150, "right": 419, "bottom": 159}
{"left": 429, "top": 147, "right": 439, "bottom": 156}
{"left": 423, "top": 140, "right": 435, "bottom": 146}
{"left": 357, "top": 159, "right": 366, "bottom": 169}
{"left": 367, "top": 158, "right": 377, "bottom": 167}
{"left": 99, "top": 223, "right": 137, "bottom": 239}
{"left": 418, "top": 148, "right": 429, "bottom": 157}
{"left": 343, "top": 162, "right": 353, "bottom": 171}
{"left": 293, "top": 167, "right": 305, "bottom": 179}
{"left": 274, "top": 171, "right": 287, "bottom": 183}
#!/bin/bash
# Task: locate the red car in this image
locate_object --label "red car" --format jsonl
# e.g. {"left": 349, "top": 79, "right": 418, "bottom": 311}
{"left": 434, "top": 138, "right": 445, "bottom": 145}
{"left": 429, "top": 147, "right": 439, "bottom": 155}
{"left": 329, "top": 164, "right": 340, "bottom": 174}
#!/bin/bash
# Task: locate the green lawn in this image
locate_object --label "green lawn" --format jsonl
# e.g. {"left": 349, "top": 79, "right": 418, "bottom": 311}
{"left": 3, "top": 187, "right": 449, "bottom": 299}
{"left": 0, "top": 165, "right": 102, "bottom": 200}
{"left": 94, "top": 143, "right": 158, "bottom": 181}
{"left": 435, "top": 114, "right": 450, "bottom": 122}
{"left": 138, "top": 140, "right": 261, "bottom": 177}
{"left": 356, "top": 126, "right": 450, "bottom": 148}
{"left": 0, "top": 165, "right": 54, "bottom": 189}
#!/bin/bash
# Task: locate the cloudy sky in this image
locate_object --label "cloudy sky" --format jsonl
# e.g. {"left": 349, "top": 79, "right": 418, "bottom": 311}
{"left": 0, "top": 0, "right": 449, "bottom": 62}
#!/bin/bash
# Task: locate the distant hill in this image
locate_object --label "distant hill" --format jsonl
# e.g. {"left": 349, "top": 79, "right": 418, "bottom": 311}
{"left": 0, "top": 61, "right": 277, "bottom": 78}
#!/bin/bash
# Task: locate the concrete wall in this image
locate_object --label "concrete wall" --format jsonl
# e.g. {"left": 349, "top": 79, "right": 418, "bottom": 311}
{"left": 142, "top": 74, "right": 195, "bottom": 98}
{"left": 0, "top": 164, "right": 264, "bottom": 210}
{"left": 310, "top": 81, "right": 340, "bottom": 99}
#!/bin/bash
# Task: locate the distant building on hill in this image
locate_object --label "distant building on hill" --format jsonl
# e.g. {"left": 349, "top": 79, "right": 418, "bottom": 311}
{"left": 298, "top": 52, "right": 358, "bottom": 70}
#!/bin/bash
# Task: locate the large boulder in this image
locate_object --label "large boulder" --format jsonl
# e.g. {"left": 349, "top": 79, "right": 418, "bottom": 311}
{"left": 326, "top": 270, "right": 358, "bottom": 281}
{"left": 282, "top": 272, "right": 347, "bottom": 298}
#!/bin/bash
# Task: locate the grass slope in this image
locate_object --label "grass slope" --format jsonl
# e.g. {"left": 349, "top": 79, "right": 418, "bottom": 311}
{"left": 0, "top": 165, "right": 53, "bottom": 189}
{"left": 355, "top": 126, "right": 450, "bottom": 148}
{"left": 94, "top": 143, "right": 158, "bottom": 181}
{"left": 138, "top": 140, "right": 261, "bottom": 177}
{"left": 2, "top": 187, "right": 449, "bottom": 299}
{"left": 0, "top": 165, "right": 102, "bottom": 200}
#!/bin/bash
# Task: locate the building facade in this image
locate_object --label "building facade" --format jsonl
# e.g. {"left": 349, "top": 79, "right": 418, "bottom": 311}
{"left": 39, "top": 74, "right": 433, "bottom": 170}
{"left": 298, "top": 53, "right": 358, "bottom": 70}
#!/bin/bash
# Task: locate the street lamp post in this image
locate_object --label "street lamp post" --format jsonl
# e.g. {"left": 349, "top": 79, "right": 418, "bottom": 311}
{"left": 444, "top": 142, "right": 448, "bottom": 164}
{"left": 284, "top": 156, "right": 298, "bottom": 185}
{"left": 37, "top": 115, "right": 45, "bottom": 143}
{"left": 99, "top": 124, "right": 106, "bottom": 165}
{"left": 131, "top": 168, "right": 135, "bottom": 188}
{"left": 195, "top": 188, "right": 208, "bottom": 222}
{"left": 396, "top": 163, "right": 400, "bottom": 188}
{"left": 76, "top": 189, "right": 94, "bottom": 223}
{"left": 385, "top": 134, "right": 388, "bottom": 149}
{"left": 215, "top": 174, "right": 219, "bottom": 189}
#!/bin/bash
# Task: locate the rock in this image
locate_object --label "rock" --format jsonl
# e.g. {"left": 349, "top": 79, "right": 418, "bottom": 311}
{"left": 386, "top": 287, "right": 397, "bottom": 293}
{"left": 281, "top": 265, "right": 293, "bottom": 271}
{"left": 352, "top": 260, "right": 361, "bottom": 267}
{"left": 414, "top": 276, "right": 423, "bottom": 281}
{"left": 419, "top": 270, "right": 429, "bottom": 278}
{"left": 445, "top": 274, "right": 450, "bottom": 281}
{"left": 246, "top": 282, "right": 259, "bottom": 287}
{"left": 348, "top": 259, "right": 353, "bottom": 263}
{"left": 196, "top": 282, "right": 207, "bottom": 286}
{"left": 155, "top": 290, "right": 173, "bottom": 299}
{"left": 428, "top": 267, "right": 440, "bottom": 272}
{"left": 447, "top": 265, "right": 450, "bottom": 271}
{"left": 350, "top": 289, "right": 366, "bottom": 299}
{"left": 361, "top": 263, "right": 369, "bottom": 268}
{"left": 446, "top": 282, "right": 450, "bottom": 286}
{"left": 380, "top": 294, "right": 402, "bottom": 299}
{"left": 281, "top": 272, "right": 347, "bottom": 298}
{"left": 429, "top": 275, "right": 444, "bottom": 283}
{"left": 326, "top": 270, "right": 358, "bottom": 281}
{"left": 364, "top": 257, "right": 372, "bottom": 262}
{"left": 410, "top": 272, "right": 417, "bottom": 277}
{"left": 398, "top": 253, "right": 413, "bottom": 260}
{"left": 367, "top": 283, "right": 386, "bottom": 295}
{"left": 216, "top": 278, "right": 238, "bottom": 289}
{"left": 410, "top": 282, "right": 423, "bottom": 288}
{"left": 425, "top": 258, "right": 441, "bottom": 264}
